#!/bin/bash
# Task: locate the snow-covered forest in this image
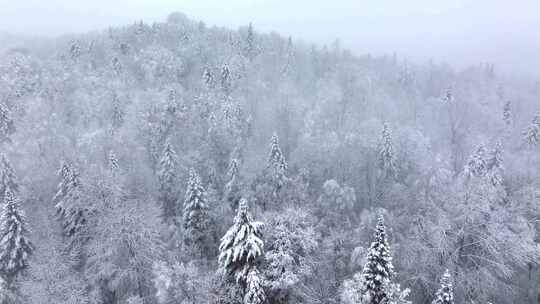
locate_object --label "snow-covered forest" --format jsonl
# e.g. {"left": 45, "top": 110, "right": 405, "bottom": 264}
{"left": 0, "top": 11, "right": 540, "bottom": 304}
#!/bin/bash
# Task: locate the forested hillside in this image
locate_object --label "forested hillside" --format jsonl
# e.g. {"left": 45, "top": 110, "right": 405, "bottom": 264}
{"left": 0, "top": 12, "right": 539, "bottom": 304}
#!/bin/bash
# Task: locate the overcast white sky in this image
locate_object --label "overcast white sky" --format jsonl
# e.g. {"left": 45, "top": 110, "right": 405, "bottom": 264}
{"left": 1, "top": 0, "right": 539, "bottom": 77}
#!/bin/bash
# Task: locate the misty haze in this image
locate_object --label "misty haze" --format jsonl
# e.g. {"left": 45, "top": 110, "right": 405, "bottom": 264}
{"left": 0, "top": 1, "right": 539, "bottom": 304}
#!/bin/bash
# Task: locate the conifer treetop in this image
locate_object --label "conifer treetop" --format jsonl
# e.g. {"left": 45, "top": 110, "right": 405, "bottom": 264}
{"left": 0, "top": 189, "right": 33, "bottom": 282}
{"left": 218, "top": 198, "right": 264, "bottom": 283}
{"left": 432, "top": 269, "right": 454, "bottom": 304}
{"left": 361, "top": 214, "right": 394, "bottom": 304}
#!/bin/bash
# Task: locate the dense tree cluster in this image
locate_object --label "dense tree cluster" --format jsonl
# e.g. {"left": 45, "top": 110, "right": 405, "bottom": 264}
{"left": 0, "top": 11, "right": 538, "bottom": 304}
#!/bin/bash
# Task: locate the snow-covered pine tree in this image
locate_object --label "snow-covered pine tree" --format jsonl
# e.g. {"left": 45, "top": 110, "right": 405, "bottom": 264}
{"left": 244, "top": 268, "right": 265, "bottom": 304}
{"left": 203, "top": 66, "right": 215, "bottom": 89}
{"left": 522, "top": 113, "right": 540, "bottom": 148}
{"left": 432, "top": 269, "right": 454, "bottom": 304}
{"left": 463, "top": 144, "right": 488, "bottom": 179}
{"left": 0, "top": 275, "right": 16, "bottom": 303}
{"left": 52, "top": 161, "right": 72, "bottom": 204}
{"left": 218, "top": 198, "right": 264, "bottom": 283}
{"left": 361, "top": 215, "right": 394, "bottom": 304}
{"left": 224, "top": 158, "right": 241, "bottom": 209}
{"left": 111, "top": 93, "right": 124, "bottom": 133}
{"left": 378, "top": 123, "right": 397, "bottom": 180}
{"left": 183, "top": 168, "right": 211, "bottom": 256}
{"left": 0, "top": 189, "right": 32, "bottom": 283}
{"left": 244, "top": 23, "right": 257, "bottom": 62}
{"left": 0, "top": 154, "right": 18, "bottom": 199}
{"left": 55, "top": 164, "right": 86, "bottom": 238}
{"left": 221, "top": 64, "right": 232, "bottom": 96}
{"left": 0, "top": 103, "right": 15, "bottom": 144}
{"left": 486, "top": 142, "right": 504, "bottom": 187}
{"left": 108, "top": 150, "right": 119, "bottom": 173}
{"left": 158, "top": 141, "right": 178, "bottom": 220}
{"left": 266, "top": 133, "right": 288, "bottom": 192}
{"left": 502, "top": 101, "right": 512, "bottom": 126}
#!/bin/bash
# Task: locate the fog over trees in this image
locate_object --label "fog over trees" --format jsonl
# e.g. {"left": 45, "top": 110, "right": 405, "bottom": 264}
{"left": 0, "top": 10, "right": 540, "bottom": 304}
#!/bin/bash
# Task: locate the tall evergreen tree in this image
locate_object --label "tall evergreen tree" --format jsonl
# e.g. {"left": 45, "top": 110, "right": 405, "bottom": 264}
{"left": 266, "top": 133, "right": 288, "bottom": 192}
{"left": 55, "top": 164, "right": 86, "bottom": 238}
{"left": 0, "top": 155, "right": 18, "bottom": 199}
{"left": 218, "top": 198, "right": 264, "bottom": 283}
{"left": 486, "top": 141, "right": 504, "bottom": 187}
{"left": 502, "top": 101, "right": 512, "bottom": 126}
{"left": 224, "top": 158, "right": 241, "bottom": 209}
{"left": 111, "top": 93, "right": 124, "bottom": 133}
{"left": 108, "top": 150, "right": 119, "bottom": 173}
{"left": 221, "top": 64, "right": 232, "bottom": 96}
{"left": 244, "top": 268, "right": 265, "bottom": 304}
{"left": 52, "top": 161, "right": 73, "bottom": 205}
{"left": 0, "top": 189, "right": 32, "bottom": 284}
{"left": 432, "top": 270, "right": 454, "bottom": 304}
{"left": 244, "top": 23, "right": 257, "bottom": 62}
{"left": 202, "top": 66, "right": 215, "bottom": 89}
{"left": 360, "top": 215, "right": 394, "bottom": 304}
{"left": 183, "top": 168, "right": 211, "bottom": 256}
{"left": 0, "top": 103, "right": 15, "bottom": 144}
{"left": 158, "top": 141, "right": 178, "bottom": 221}
{"left": 378, "top": 123, "right": 397, "bottom": 180}
{"left": 522, "top": 113, "right": 540, "bottom": 148}
{"left": 463, "top": 144, "right": 488, "bottom": 178}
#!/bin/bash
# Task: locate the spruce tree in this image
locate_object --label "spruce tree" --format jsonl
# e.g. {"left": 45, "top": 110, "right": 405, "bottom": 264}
{"left": 244, "top": 23, "right": 257, "bottom": 62}
{"left": 361, "top": 215, "right": 394, "bottom": 304}
{"left": 111, "top": 93, "right": 124, "bottom": 132}
{"left": 221, "top": 64, "right": 232, "bottom": 96}
{"left": 432, "top": 270, "right": 454, "bottom": 304}
{"left": 244, "top": 268, "right": 265, "bottom": 304}
{"left": 183, "top": 168, "right": 211, "bottom": 256}
{"left": 464, "top": 144, "right": 488, "bottom": 178}
{"left": 55, "top": 165, "right": 86, "bottom": 237}
{"left": 218, "top": 198, "right": 264, "bottom": 283}
{"left": 266, "top": 133, "right": 288, "bottom": 191}
{"left": 52, "top": 161, "right": 72, "bottom": 205}
{"left": 0, "top": 103, "right": 15, "bottom": 144}
{"left": 522, "top": 113, "right": 540, "bottom": 148}
{"left": 502, "top": 101, "right": 512, "bottom": 126}
{"left": 0, "top": 189, "right": 32, "bottom": 283}
{"left": 0, "top": 154, "right": 18, "bottom": 199}
{"left": 108, "top": 150, "right": 119, "bottom": 173}
{"left": 224, "top": 158, "right": 241, "bottom": 209}
{"left": 486, "top": 142, "right": 504, "bottom": 187}
{"left": 378, "top": 123, "right": 397, "bottom": 180}
{"left": 202, "top": 66, "right": 215, "bottom": 89}
{"left": 158, "top": 141, "right": 178, "bottom": 220}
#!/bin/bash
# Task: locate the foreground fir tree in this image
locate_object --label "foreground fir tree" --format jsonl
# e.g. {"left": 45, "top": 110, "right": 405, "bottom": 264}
{"left": 378, "top": 123, "right": 397, "bottom": 180}
{"left": 0, "top": 189, "right": 32, "bottom": 283}
{"left": 158, "top": 141, "right": 178, "bottom": 220}
{"left": 183, "top": 168, "right": 211, "bottom": 256}
{"left": 432, "top": 270, "right": 454, "bottom": 304}
{"left": 361, "top": 215, "right": 394, "bottom": 304}
{"left": 0, "top": 103, "right": 15, "bottom": 144}
{"left": 0, "top": 154, "right": 18, "bottom": 199}
{"left": 218, "top": 198, "right": 264, "bottom": 283}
